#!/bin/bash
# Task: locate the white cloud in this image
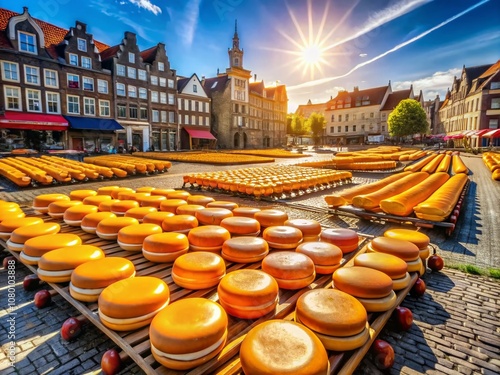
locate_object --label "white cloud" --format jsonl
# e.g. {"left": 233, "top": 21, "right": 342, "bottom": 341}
{"left": 359, "top": 53, "right": 367, "bottom": 57}
{"left": 393, "top": 68, "right": 461, "bottom": 100}
{"left": 128, "top": 0, "right": 162, "bottom": 15}
{"left": 182, "top": 0, "right": 201, "bottom": 46}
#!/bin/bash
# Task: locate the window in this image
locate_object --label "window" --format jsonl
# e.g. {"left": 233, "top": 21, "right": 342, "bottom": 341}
{"left": 489, "top": 119, "right": 499, "bottom": 129}
{"left": 192, "top": 115, "right": 196, "bottom": 125}
{"left": 169, "top": 111, "right": 175, "bottom": 123}
{"left": 178, "top": 98, "right": 183, "bottom": 110}
{"left": 184, "top": 115, "right": 189, "bottom": 124}
{"left": 81, "top": 56, "right": 91, "bottom": 69}
{"left": 491, "top": 98, "right": 500, "bottom": 109}
{"left": 168, "top": 93, "right": 175, "bottom": 105}
{"left": 330, "top": 126, "right": 334, "bottom": 133}
{"left": 370, "top": 112, "right": 374, "bottom": 118}
{"left": 4, "top": 86, "right": 21, "bottom": 110}
{"left": 26, "top": 89, "right": 41, "bottom": 111}
{"left": 2, "top": 62, "right": 19, "bottom": 81}
{"left": 98, "top": 79, "right": 108, "bottom": 94}
{"left": 193, "top": 84, "right": 198, "bottom": 93}
{"left": 128, "top": 85, "right": 137, "bottom": 98}
{"left": 116, "top": 64, "right": 126, "bottom": 76}
{"left": 382, "top": 125, "right": 385, "bottom": 132}
{"left": 491, "top": 82, "right": 500, "bottom": 90}
{"left": 158, "top": 62, "right": 164, "bottom": 71}
{"left": 24, "top": 66, "right": 39, "bottom": 85}
{"left": 67, "top": 74, "right": 79, "bottom": 89}
{"left": 139, "top": 88, "right": 147, "bottom": 99}
{"left": 159, "top": 77, "right": 166, "bottom": 87}
{"left": 129, "top": 106, "right": 138, "bottom": 119}
{"left": 138, "top": 69, "right": 147, "bottom": 81}
{"left": 331, "top": 115, "right": 334, "bottom": 122}
{"left": 345, "top": 114, "right": 349, "bottom": 121}
{"left": 168, "top": 79, "right": 174, "bottom": 88}
{"left": 205, "top": 102, "right": 209, "bottom": 112}
{"left": 19, "top": 31, "right": 36, "bottom": 53}
{"left": 151, "top": 91, "right": 159, "bottom": 102}
{"left": 84, "top": 97, "right": 95, "bottom": 115}
{"left": 338, "top": 115, "right": 342, "bottom": 122}
{"left": 199, "top": 116, "right": 203, "bottom": 125}
{"left": 353, "top": 125, "right": 356, "bottom": 132}
{"left": 116, "top": 83, "right": 126, "bottom": 96}
{"left": 46, "top": 92, "right": 60, "bottom": 113}
{"left": 77, "top": 38, "right": 87, "bottom": 52}
{"left": 117, "top": 104, "right": 126, "bottom": 118}
{"left": 345, "top": 125, "right": 348, "bottom": 132}
{"left": 127, "top": 67, "right": 136, "bottom": 79}
{"left": 337, "top": 126, "right": 341, "bottom": 133}
{"left": 195, "top": 102, "right": 199, "bottom": 111}
{"left": 69, "top": 53, "right": 78, "bottom": 66}
{"left": 99, "top": 100, "right": 110, "bottom": 117}
{"left": 234, "top": 57, "right": 239, "bottom": 67}
{"left": 44, "top": 69, "right": 58, "bottom": 87}
{"left": 83, "top": 77, "right": 94, "bottom": 91}
{"left": 353, "top": 114, "right": 357, "bottom": 120}
{"left": 128, "top": 52, "right": 135, "bottom": 63}
{"left": 151, "top": 76, "right": 158, "bottom": 85}
{"left": 67, "top": 95, "right": 80, "bottom": 114}
{"left": 152, "top": 110, "right": 159, "bottom": 122}
{"left": 140, "top": 107, "right": 148, "bottom": 120}
{"left": 361, "top": 124, "right": 365, "bottom": 130}
{"left": 161, "top": 111, "right": 167, "bottom": 122}
{"left": 160, "top": 92, "right": 167, "bottom": 104}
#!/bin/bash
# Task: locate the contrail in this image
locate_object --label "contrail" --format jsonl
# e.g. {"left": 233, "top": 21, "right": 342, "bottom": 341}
{"left": 288, "top": 0, "right": 491, "bottom": 91}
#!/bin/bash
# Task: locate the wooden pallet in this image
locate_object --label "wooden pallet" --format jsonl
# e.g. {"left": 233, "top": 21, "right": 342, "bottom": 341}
{"left": 2, "top": 213, "right": 417, "bottom": 374}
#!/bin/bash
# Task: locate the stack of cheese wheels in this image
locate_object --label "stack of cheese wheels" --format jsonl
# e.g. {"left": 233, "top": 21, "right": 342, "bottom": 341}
{"left": 218, "top": 269, "right": 279, "bottom": 319}
{"left": 354, "top": 252, "right": 411, "bottom": 290}
{"left": 295, "top": 288, "right": 369, "bottom": 351}
{"left": 142, "top": 211, "right": 175, "bottom": 226}
{"left": 367, "top": 236, "right": 422, "bottom": 274}
{"left": 97, "top": 186, "right": 120, "bottom": 196}
{"left": 69, "top": 189, "right": 97, "bottom": 201}
{"left": 63, "top": 204, "right": 99, "bottom": 226}
{"left": 240, "top": 320, "right": 329, "bottom": 375}
{"left": 166, "top": 190, "right": 191, "bottom": 200}
{"left": 186, "top": 194, "right": 215, "bottom": 207}
{"left": 0, "top": 217, "right": 43, "bottom": 240}
{"left": 117, "top": 223, "right": 162, "bottom": 251}
{"left": 220, "top": 216, "right": 261, "bottom": 237}
{"left": 150, "top": 188, "right": 176, "bottom": 198}
{"left": 175, "top": 204, "right": 205, "bottom": 217}
{"left": 195, "top": 207, "right": 233, "bottom": 225}
{"left": 254, "top": 209, "right": 288, "bottom": 227}
{"left": 172, "top": 252, "right": 226, "bottom": 289}
{"left": 20, "top": 233, "right": 81, "bottom": 266}
{"left": 384, "top": 228, "right": 431, "bottom": 261}
{"left": 232, "top": 206, "right": 261, "bottom": 218}
{"left": 110, "top": 200, "right": 139, "bottom": 216}
{"left": 98, "top": 276, "right": 170, "bottom": 331}
{"left": 296, "top": 242, "right": 343, "bottom": 274}
{"left": 7, "top": 222, "right": 60, "bottom": 252}
{"left": 142, "top": 232, "right": 190, "bottom": 263}
{"left": 136, "top": 195, "right": 166, "bottom": 209}
{"left": 161, "top": 214, "right": 198, "bottom": 234}
{"left": 81, "top": 212, "right": 116, "bottom": 234}
{"left": 111, "top": 187, "right": 134, "bottom": 199}
{"left": 0, "top": 202, "right": 25, "bottom": 221}
{"left": 124, "top": 206, "right": 157, "bottom": 222}
{"left": 187, "top": 225, "right": 231, "bottom": 252}
{"left": 262, "top": 252, "right": 315, "bottom": 290}
{"left": 206, "top": 200, "right": 239, "bottom": 210}
{"left": 262, "top": 226, "right": 303, "bottom": 250}
{"left": 32, "top": 194, "right": 70, "bottom": 214}
{"left": 284, "top": 219, "right": 322, "bottom": 242}
{"left": 70, "top": 258, "right": 135, "bottom": 302}
{"left": 98, "top": 199, "right": 117, "bottom": 213}
{"left": 320, "top": 228, "right": 359, "bottom": 254}
{"left": 221, "top": 237, "right": 269, "bottom": 263}
{"left": 149, "top": 298, "right": 228, "bottom": 370}
{"left": 332, "top": 266, "right": 397, "bottom": 312}
{"left": 96, "top": 217, "right": 139, "bottom": 240}
{"left": 160, "top": 199, "right": 188, "bottom": 214}
{"left": 37, "top": 245, "right": 105, "bottom": 283}
{"left": 83, "top": 195, "right": 112, "bottom": 208}
{"left": 47, "top": 200, "right": 83, "bottom": 219}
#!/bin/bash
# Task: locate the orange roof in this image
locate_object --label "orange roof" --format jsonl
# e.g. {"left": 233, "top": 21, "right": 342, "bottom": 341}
{"left": 140, "top": 45, "right": 158, "bottom": 63}
{"left": 381, "top": 89, "right": 413, "bottom": 111}
{"left": 479, "top": 59, "right": 500, "bottom": 79}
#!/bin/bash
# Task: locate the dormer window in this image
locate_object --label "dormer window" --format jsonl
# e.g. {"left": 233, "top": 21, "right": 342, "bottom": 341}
{"left": 193, "top": 84, "right": 198, "bottom": 93}
{"left": 19, "top": 31, "right": 37, "bottom": 54}
{"left": 128, "top": 52, "right": 135, "bottom": 63}
{"left": 77, "top": 38, "right": 87, "bottom": 52}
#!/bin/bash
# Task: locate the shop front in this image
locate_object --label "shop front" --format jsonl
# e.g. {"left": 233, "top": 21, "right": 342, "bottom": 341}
{"left": 151, "top": 126, "right": 177, "bottom": 151}
{"left": 64, "top": 116, "right": 124, "bottom": 153}
{"left": 181, "top": 127, "right": 216, "bottom": 150}
{"left": 118, "top": 121, "right": 150, "bottom": 152}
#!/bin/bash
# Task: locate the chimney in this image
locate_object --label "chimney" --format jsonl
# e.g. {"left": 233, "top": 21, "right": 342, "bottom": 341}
{"left": 254, "top": 74, "right": 257, "bottom": 81}
{"left": 217, "top": 68, "right": 220, "bottom": 75}
{"left": 353, "top": 86, "right": 359, "bottom": 92}
{"left": 23, "top": 6, "right": 29, "bottom": 13}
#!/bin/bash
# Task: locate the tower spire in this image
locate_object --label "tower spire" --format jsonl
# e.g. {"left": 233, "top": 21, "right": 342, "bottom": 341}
{"left": 234, "top": 19, "right": 238, "bottom": 37}
{"left": 232, "top": 19, "right": 239, "bottom": 50}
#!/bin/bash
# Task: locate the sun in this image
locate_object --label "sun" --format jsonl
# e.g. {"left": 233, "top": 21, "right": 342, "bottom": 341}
{"left": 301, "top": 43, "right": 323, "bottom": 65}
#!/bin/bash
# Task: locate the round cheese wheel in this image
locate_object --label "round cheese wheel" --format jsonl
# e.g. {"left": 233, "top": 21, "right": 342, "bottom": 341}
{"left": 96, "top": 217, "right": 139, "bottom": 240}
{"left": 96, "top": 186, "right": 120, "bottom": 196}
{"left": 186, "top": 195, "right": 215, "bottom": 207}
{"left": 261, "top": 252, "right": 315, "bottom": 290}
{"left": 0, "top": 217, "right": 44, "bottom": 240}
{"left": 160, "top": 199, "right": 188, "bottom": 214}
{"left": 368, "top": 237, "right": 420, "bottom": 262}
{"left": 295, "top": 289, "right": 367, "bottom": 337}
{"left": 392, "top": 272, "right": 411, "bottom": 290}
{"left": 262, "top": 226, "right": 303, "bottom": 250}
{"left": 124, "top": 206, "right": 158, "bottom": 222}
{"left": 150, "top": 298, "right": 228, "bottom": 370}
{"left": 81, "top": 212, "right": 117, "bottom": 234}
{"left": 63, "top": 205, "right": 99, "bottom": 226}
{"left": 240, "top": 320, "right": 329, "bottom": 375}
{"left": 320, "top": 228, "right": 359, "bottom": 253}
{"left": 8, "top": 223, "right": 61, "bottom": 251}
{"left": 296, "top": 241, "right": 343, "bottom": 274}
{"left": 383, "top": 228, "right": 430, "bottom": 250}
{"left": 220, "top": 216, "right": 261, "bottom": 236}
{"left": 188, "top": 225, "right": 231, "bottom": 251}
{"left": 0, "top": 209, "right": 25, "bottom": 222}
{"left": 206, "top": 200, "right": 239, "bottom": 211}
{"left": 355, "top": 290, "right": 398, "bottom": 312}
{"left": 48, "top": 200, "right": 83, "bottom": 218}
{"left": 166, "top": 191, "right": 191, "bottom": 200}
{"left": 23, "top": 233, "right": 82, "bottom": 258}
{"left": 161, "top": 214, "right": 198, "bottom": 233}
{"left": 33, "top": 194, "right": 70, "bottom": 213}
{"left": 221, "top": 236, "right": 269, "bottom": 263}
{"left": 110, "top": 200, "right": 140, "bottom": 216}
{"left": 284, "top": 219, "right": 321, "bottom": 241}
{"left": 117, "top": 223, "right": 162, "bottom": 251}
{"left": 110, "top": 187, "right": 135, "bottom": 199}
{"left": 83, "top": 195, "right": 112, "bottom": 207}
{"left": 70, "top": 189, "right": 97, "bottom": 201}
{"left": 218, "top": 269, "right": 279, "bottom": 319}
{"left": 195, "top": 207, "right": 233, "bottom": 225}
{"left": 354, "top": 252, "right": 408, "bottom": 279}
{"left": 176, "top": 204, "right": 205, "bottom": 216}
{"left": 136, "top": 195, "right": 166, "bottom": 208}
{"left": 150, "top": 188, "right": 176, "bottom": 197}
{"left": 232, "top": 206, "right": 261, "bottom": 218}
{"left": 254, "top": 209, "right": 288, "bottom": 227}
{"left": 0, "top": 201, "right": 20, "bottom": 210}
{"left": 172, "top": 252, "right": 226, "bottom": 289}
{"left": 332, "top": 266, "right": 393, "bottom": 299}
{"left": 407, "top": 257, "right": 423, "bottom": 273}
{"left": 136, "top": 186, "right": 156, "bottom": 193}
{"left": 98, "top": 199, "right": 117, "bottom": 212}
{"left": 71, "top": 257, "right": 135, "bottom": 291}
{"left": 142, "top": 211, "right": 175, "bottom": 226}
{"left": 142, "top": 232, "right": 189, "bottom": 263}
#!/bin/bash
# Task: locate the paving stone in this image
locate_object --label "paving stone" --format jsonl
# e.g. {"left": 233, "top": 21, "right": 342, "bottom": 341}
{"left": 50, "top": 358, "right": 80, "bottom": 375}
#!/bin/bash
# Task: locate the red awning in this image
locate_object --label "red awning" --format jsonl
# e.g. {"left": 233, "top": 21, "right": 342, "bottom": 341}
{"left": 184, "top": 128, "right": 216, "bottom": 140}
{"left": 483, "top": 129, "right": 500, "bottom": 138}
{"left": 0, "top": 111, "right": 68, "bottom": 131}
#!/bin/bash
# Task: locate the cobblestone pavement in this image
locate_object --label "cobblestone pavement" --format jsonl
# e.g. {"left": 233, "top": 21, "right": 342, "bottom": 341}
{"left": 0, "top": 151, "right": 499, "bottom": 374}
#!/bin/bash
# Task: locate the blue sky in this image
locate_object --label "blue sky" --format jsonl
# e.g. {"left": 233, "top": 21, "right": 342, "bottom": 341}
{"left": 4, "top": 0, "right": 499, "bottom": 111}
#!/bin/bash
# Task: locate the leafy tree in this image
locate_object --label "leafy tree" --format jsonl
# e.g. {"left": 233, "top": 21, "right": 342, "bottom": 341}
{"left": 307, "top": 112, "right": 326, "bottom": 145}
{"left": 388, "top": 99, "right": 428, "bottom": 140}
{"left": 287, "top": 113, "right": 309, "bottom": 138}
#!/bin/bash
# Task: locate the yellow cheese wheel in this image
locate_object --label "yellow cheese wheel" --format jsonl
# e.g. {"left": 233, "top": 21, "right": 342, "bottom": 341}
{"left": 353, "top": 252, "right": 408, "bottom": 279}
{"left": 333, "top": 266, "right": 393, "bottom": 299}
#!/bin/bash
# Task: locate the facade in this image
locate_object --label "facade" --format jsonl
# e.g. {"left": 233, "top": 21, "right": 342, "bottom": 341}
{"left": 423, "top": 95, "right": 442, "bottom": 135}
{"left": 295, "top": 99, "right": 327, "bottom": 118}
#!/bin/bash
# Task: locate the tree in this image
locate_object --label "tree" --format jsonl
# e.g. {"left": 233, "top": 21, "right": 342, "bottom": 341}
{"left": 286, "top": 113, "right": 309, "bottom": 144}
{"left": 388, "top": 99, "right": 428, "bottom": 141}
{"left": 307, "top": 112, "right": 326, "bottom": 146}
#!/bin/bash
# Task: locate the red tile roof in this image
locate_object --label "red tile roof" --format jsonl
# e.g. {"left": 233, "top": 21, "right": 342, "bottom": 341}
{"left": 479, "top": 59, "right": 500, "bottom": 79}
{"left": 249, "top": 81, "right": 264, "bottom": 95}
{"left": 331, "top": 85, "right": 389, "bottom": 107}
{"left": 99, "top": 45, "right": 121, "bottom": 61}
{"left": 381, "top": 88, "right": 413, "bottom": 111}
{"left": 140, "top": 45, "right": 157, "bottom": 63}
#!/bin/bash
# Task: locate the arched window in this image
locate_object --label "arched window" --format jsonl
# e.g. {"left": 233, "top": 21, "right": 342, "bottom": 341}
{"left": 234, "top": 58, "right": 239, "bottom": 66}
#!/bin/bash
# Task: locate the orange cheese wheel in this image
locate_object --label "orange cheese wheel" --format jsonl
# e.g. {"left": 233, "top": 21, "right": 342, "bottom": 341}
{"left": 124, "top": 206, "right": 158, "bottom": 222}
{"left": 175, "top": 204, "right": 205, "bottom": 216}
{"left": 8, "top": 222, "right": 61, "bottom": 251}
{"left": 137, "top": 195, "right": 166, "bottom": 208}
{"left": 150, "top": 188, "right": 176, "bottom": 197}
{"left": 368, "top": 237, "right": 420, "bottom": 261}
{"left": 110, "top": 187, "right": 135, "bottom": 199}
{"left": 110, "top": 200, "right": 140, "bottom": 215}
{"left": 81, "top": 212, "right": 116, "bottom": 234}
{"left": 296, "top": 289, "right": 367, "bottom": 337}
{"left": 383, "top": 228, "right": 430, "bottom": 250}
{"left": 220, "top": 216, "right": 261, "bottom": 236}
{"left": 221, "top": 237, "right": 269, "bottom": 263}
{"left": 186, "top": 195, "right": 215, "bottom": 207}
{"left": 83, "top": 195, "right": 113, "bottom": 207}
{"left": 69, "top": 189, "right": 97, "bottom": 201}
{"left": 263, "top": 226, "right": 303, "bottom": 249}
{"left": 96, "top": 217, "right": 139, "bottom": 240}
{"left": 38, "top": 245, "right": 104, "bottom": 272}
{"left": 332, "top": 266, "right": 393, "bottom": 299}
{"left": 63, "top": 204, "right": 99, "bottom": 226}
{"left": 232, "top": 206, "right": 261, "bottom": 218}
{"left": 187, "top": 225, "right": 231, "bottom": 252}
{"left": 240, "top": 320, "right": 329, "bottom": 375}
{"left": 261, "top": 252, "right": 315, "bottom": 290}
{"left": 296, "top": 241, "right": 343, "bottom": 273}
{"left": 71, "top": 257, "right": 135, "bottom": 290}
{"left": 206, "top": 200, "right": 239, "bottom": 210}
{"left": 0, "top": 217, "right": 44, "bottom": 239}
{"left": 354, "top": 252, "right": 408, "bottom": 279}
{"left": 136, "top": 186, "right": 156, "bottom": 193}
{"left": 161, "top": 214, "right": 198, "bottom": 233}
{"left": 218, "top": 269, "right": 279, "bottom": 319}
{"left": 32, "top": 194, "right": 70, "bottom": 213}
{"left": 320, "top": 228, "right": 359, "bottom": 254}
{"left": 96, "top": 186, "right": 120, "bottom": 196}
{"left": 117, "top": 223, "right": 162, "bottom": 250}
{"left": 172, "top": 252, "right": 226, "bottom": 289}
{"left": 195, "top": 207, "right": 233, "bottom": 225}
{"left": 98, "top": 199, "right": 117, "bottom": 212}
{"left": 142, "top": 211, "right": 175, "bottom": 226}
{"left": 284, "top": 219, "right": 321, "bottom": 241}
{"left": 142, "top": 232, "right": 189, "bottom": 263}
{"left": 48, "top": 200, "right": 83, "bottom": 218}
{"left": 166, "top": 190, "right": 191, "bottom": 200}
{"left": 160, "top": 199, "right": 188, "bottom": 213}
{"left": 254, "top": 209, "right": 288, "bottom": 227}
{"left": 23, "top": 233, "right": 82, "bottom": 258}
{"left": 0, "top": 209, "right": 25, "bottom": 222}
{"left": 118, "top": 191, "right": 146, "bottom": 201}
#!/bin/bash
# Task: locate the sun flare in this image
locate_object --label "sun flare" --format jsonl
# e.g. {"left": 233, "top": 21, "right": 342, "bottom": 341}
{"left": 301, "top": 43, "right": 323, "bottom": 65}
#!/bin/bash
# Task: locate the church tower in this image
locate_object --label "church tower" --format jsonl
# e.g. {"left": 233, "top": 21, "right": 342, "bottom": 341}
{"left": 228, "top": 20, "right": 244, "bottom": 69}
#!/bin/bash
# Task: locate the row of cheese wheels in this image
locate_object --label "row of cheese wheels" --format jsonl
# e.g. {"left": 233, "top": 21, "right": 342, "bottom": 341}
{"left": 404, "top": 151, "right": 468, "bottom": 174}
{"left": 334, "top": 146, "right": 423, "bottom": 162}
{"left": 83, "top": 155, "right": 171, "bottom": 174}
{"left": 134, "top": 151, "right": 275, "bottom": 164}
{"left": 482, "top": 151, "right": 500, "bottom": 181}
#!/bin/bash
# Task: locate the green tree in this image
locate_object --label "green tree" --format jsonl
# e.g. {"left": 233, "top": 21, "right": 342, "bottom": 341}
{"left": 287, "top": 113, "right": 309, "bottom": 143}
{"left": 388, "top": 99, "right": 428, "bottom": 141}
{"left": 307, "top": 112, "right": 326, "bottom": 146}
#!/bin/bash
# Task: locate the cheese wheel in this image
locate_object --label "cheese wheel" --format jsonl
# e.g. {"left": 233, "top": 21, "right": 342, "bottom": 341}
{"left": 232, "top": 206, "right": 261, "bottom": 218}
{"left": 188, "top": 225, "right": 231, "bottom": 251}
{"left": 240, "top": 320, "right": 329, "bottom": 375}
{"left": 96, "top": 186, "right": 120, "bottom": 196}
{"left": 355, "top": 290, "right": 398, "bottom": 312}
{"left": 117, "top": 223, "right": 162, "bottom": 251}
{"left": 166, "top": 191, "right": 191, "bottom": 200}
{"left": 301, "top": 319, "right": 370, "bottom": 352}
{"left": 206, "top": 200, "right": 239, "bottom": 210}
{"left": 262, "top": 226, "right": 303, "bottom": 250}
{"left": 392, "top": 272, "right": 411, "bottom": 290}
{"left": 368, "top": 237, "right": 420, "bottom": 262}
{"left": 96, "top": 217, "right": 139, "bottom": 240}
{"left": 97, "top": 199, "right": 117, "bottom": 212}
{"left": 142, "top": 211, "right": 175, "bottom": 226}
{"left": 407, "top": 257, "right": 423, "bottom": 273}
{"left": 136, "top": 186, "right": 156, "bottom": 193}
{"left": 63, "top": 204, "right": 99, "bottom": 226}
{"left": 354, "top": 252, "right": 408, "bottom": 279}
{"left": 47, "top": 200, "right": 83, "bottom": 218}
{"left": 161, "top": 214, "right": 198, "bottom": 233}
{"left": 8, "top": 223, "right": 61, "bottom": 251}
{"left": 23, "top": 233, "right": 82, "bottom": 258}
{"left": 296, "top": 241, "right": 343, "bottom": 274}
{"left": 81, "top": 212, "right": 117, "bottom": 234}
{"left": 175, "top": 204, "right": 205, "bottom": 216}
{"left": 150, "top": 188, "right": 176, "bottom": 197}
{"left": 218, "top": 269, "right": 279, "bottom": 319}
{"left": 110, "top": 187, "right": 135, "bottom": 199}
{"left": 383, "top": 228, "right": 430, "bottom": 250}
{"left": 32, "top": 194, "right": 70, "bottom": 213}
{"left": 186, "top": 195, "right": 215, "bottom": 207}
{"left": 150, "top": 298, "right": 228, "bottom": 370}
{"left": 261, "top": 252, "right": 315, "bottom": 290}
{"left": 83, "top": 195, "right": 113, "bottom": 207}
{"left": 160, "top": 199, "right": 188, "bottom": 213}
{"left": 142, "top": 232, "right": 189, "bottom": 263}
{"left": 0, "top": 217, "right": 44, "bottom": 240}
{"left": 333, "top": 266, "right": 393, "bottom": 299}
{"left": 0, "top": 209, "right": 25, "bottom": 222}
{"left": 136, "top": 195, "right": 166, "bottom": 208}
{"left": 124, "top": 206, "right": 158, "bottom": 222}
{"left": 254, "top": 209, "right": 288, "bottom": 227}
{"left": 284, "top": 219, "right": 321, "bottom": 241}
{"left": 110, "top": 200, "right": 140, "bottom": 216}
{"left": 320, "top": 228, "right": 359, "bottom": 253}
{"left": 172, "top": 252, "right": 226, "bottom": 289}
{"left": 195, "top": 207, "right": 233, "bottom": 225}
{"left": 220, "top": 216, "right": 261, "bottom": 236}
{"left": 221, "top": 237, "right": 269, "bottom": 263}
{"left": 70, "top": 189, "right": 97, "bottom": 201}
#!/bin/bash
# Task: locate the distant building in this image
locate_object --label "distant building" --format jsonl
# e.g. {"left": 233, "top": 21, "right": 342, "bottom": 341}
{"left": 295, "top": 99, "right": 327, "bottom": 118}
